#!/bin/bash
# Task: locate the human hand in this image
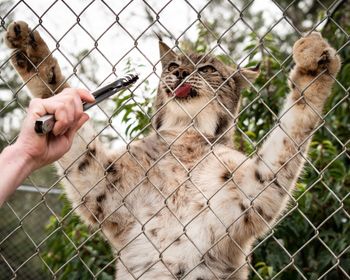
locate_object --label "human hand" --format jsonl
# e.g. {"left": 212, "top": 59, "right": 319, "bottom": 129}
{"left": 13, "top": 88, "right": 95, "bottom": 171}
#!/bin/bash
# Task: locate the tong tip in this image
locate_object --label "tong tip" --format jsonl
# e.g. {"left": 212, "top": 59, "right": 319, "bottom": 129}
{"left": 123, "top": 74, "right": 139, "bottom": 86}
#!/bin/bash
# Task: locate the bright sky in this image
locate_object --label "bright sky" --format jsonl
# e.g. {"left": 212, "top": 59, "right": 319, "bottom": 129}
{"left": 2, "top": 1, "right": 284, "bottom": 78}
{"left": 0, "top": 0, "right": 292, "bottom": 143}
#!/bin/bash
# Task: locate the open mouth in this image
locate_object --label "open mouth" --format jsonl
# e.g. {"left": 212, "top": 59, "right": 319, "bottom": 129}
{"left": 167, "top": 83, "right": 198, "bottom": 99}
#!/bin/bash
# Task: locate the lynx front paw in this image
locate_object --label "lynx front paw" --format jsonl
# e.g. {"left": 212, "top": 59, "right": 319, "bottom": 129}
{"left": 293, "top": 32, "right": 341, "bottom": 76}
{"left": 5, "top": 20, "right": 67, "bottom": 98}
{"left": 4, "top": 21, "right": 31, "bottom": 49}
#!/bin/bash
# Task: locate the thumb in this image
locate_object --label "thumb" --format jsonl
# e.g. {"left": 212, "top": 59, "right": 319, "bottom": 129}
{"left": 76, "top": 89, "right": 95, "bottom": 103}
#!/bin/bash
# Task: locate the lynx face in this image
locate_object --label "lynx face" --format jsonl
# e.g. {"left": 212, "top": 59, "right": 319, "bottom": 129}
{"left": 161, "top": 53, "right": 235, "bottom": 100}
{"left": 153, "top": 41, "right": 259, "bottom": 138}
{"left": 158, "top": 45, "right": 239, "bottom": 118}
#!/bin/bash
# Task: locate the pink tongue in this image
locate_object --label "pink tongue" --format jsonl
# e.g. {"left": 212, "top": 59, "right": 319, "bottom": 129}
{"left": 175, "top": 83, "right": 192, "bottom": 98}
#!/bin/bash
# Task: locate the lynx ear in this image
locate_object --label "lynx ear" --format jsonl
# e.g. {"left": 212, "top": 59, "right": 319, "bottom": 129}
{"left": 159, "top": 41, "right": 177, "bottom": 68}
{"left": 234, "top": 64, "right": 260, "bottom": 89}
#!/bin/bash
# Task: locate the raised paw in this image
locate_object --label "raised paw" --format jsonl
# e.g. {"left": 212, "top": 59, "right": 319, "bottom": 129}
{"left": 4, "top": 20, "right": 67, "bottom": 98}
{"left": 293, "top": 32, "right": 341, "bottom": 76}
{"left": 4, "top": 21, "right": 31, "bottom": 49}
{"left": 5, "top": 20, "right": 51, "bottom": 65}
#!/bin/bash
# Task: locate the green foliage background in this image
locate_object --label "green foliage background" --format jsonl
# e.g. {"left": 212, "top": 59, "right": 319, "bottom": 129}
{"left": 1, "top": 0, "right": 349, "bottom": 279}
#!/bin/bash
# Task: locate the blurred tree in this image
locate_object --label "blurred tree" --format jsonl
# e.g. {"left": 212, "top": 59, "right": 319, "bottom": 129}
{"left": 1, "top": 0, "right": 349, "bottom": 279}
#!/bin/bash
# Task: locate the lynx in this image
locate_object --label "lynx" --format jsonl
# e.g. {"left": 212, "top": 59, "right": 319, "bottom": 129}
{"left": 5, "top": 21, "right": 340, "bottom": 280}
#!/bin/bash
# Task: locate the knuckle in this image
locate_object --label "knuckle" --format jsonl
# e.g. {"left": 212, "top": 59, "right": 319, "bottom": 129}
{"left": 76, "top": 113, "right": 83, "bottom": 122}
{"left": 74, "top": 94, "right": 83, "bottom": 103}
{"left": 75, "top": 92, "right": 83, "bottom": 101}
{"left": 29, "top": 98, "right": 41, "bottom": 108}
{"left": 76, "top": 104, "right": 84, "bottom": 114}
{"left": 63, "top": 94, "right": 74, "bottom": 103}
{"left": 68, "top": 113, "right": 75, "bottom": 123}
{"left": 57, "top": 102, "right": 66, "bottom": 111}
{"left": 60, "top": 118, "right": 69, "bottom": 127}
{"left": 60, "top": 88, "right": 70, "bottom": 96}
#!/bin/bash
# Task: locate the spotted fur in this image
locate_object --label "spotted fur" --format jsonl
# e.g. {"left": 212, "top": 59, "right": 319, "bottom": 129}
{"left": 5, "top": 22, "right": 341, "bottom": 280}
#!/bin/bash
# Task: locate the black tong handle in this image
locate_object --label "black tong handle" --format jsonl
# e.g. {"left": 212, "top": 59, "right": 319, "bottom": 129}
{"left": 34, "top": 74, "right": 138, "bottom": 134}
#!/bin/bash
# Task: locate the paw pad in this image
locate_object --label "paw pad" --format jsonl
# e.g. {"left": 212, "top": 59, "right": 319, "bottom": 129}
{"left": 13, "top": 23, "right": 21, "bottom": 37}
{"left": 318, "top": 50, "right": 330, "bottom": 68}
{"left": 293, "top": 33, "right": 341, "bottom": 76}
{"left": 5, "top": 21, "right": 30, "bottom": 49}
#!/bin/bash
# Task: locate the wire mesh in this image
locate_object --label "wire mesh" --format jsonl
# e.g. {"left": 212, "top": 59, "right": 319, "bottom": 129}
{"left": 0, "top": 0, "right": 349, "bottom": 279}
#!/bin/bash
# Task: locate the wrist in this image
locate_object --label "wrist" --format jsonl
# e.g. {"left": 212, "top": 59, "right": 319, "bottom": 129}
{"left": 4, "top": 143, "right": 37, "bottom": 174}
{"left": 0, "top": 144, "right": 36, "bottom": 206}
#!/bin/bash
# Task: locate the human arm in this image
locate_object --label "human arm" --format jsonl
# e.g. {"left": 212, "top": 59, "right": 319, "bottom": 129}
{"left": 0, "top": 88, "right": 95, "bottom": 206}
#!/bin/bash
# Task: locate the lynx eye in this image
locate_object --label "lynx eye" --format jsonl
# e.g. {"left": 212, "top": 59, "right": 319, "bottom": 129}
{"left": 198, "top": 65, "right": 217, "bottom": 74}
{"left": 168, "top": 62, "right": 179, "bottom": 72}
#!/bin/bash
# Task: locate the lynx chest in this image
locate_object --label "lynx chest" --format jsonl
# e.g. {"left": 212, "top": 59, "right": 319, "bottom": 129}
{"left": 113, "top": 133, "right": 248, "bottom": 279}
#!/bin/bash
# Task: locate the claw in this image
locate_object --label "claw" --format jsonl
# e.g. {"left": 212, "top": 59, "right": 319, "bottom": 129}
{"left": 13, "top": 23, "right": 21, "bottom": 37}
{"left": 318, "top": 51, "right": 330, "bottom": 68}
{"left": 15, "top": 51, "right": 26, "bottom": 68}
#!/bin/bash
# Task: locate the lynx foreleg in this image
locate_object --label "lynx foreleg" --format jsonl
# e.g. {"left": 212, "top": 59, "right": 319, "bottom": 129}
{"left": 230, "top": 32, "right": 341, "bottom": 238}
{"left": 254, "top": 32, "right": 340, "bottom": 203}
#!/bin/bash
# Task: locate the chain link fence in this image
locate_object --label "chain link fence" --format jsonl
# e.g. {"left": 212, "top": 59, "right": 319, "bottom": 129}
{"left": 0, "top": 0, "right": 349, "bottom": 279}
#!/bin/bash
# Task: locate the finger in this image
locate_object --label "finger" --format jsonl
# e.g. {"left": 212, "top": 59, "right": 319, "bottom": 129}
{"left": 39, "top": 96, "right": 68, "bottom": 115}
{"left": 58, "top": 88, "right": 93, "bottom": 103}
{"left": 59, "top": 127, "right": 69, "bottom": 136}
{"left": 61, "top": 89, "right": 85, "bottom": 120}
{"left": 27, "top": 98, "right": 47, "bottom": 118}
{"left": 51, "top": 103, "right": 69, "bottom": 136}
{"left": 62, "top": 95, "right": 76, "bottom": 124}
{"left": 76, "top": 88, "right": 95, "bottom": 103}
{"left": 72, "top": 93, "right": 84, "bottom": 121}
{"left": 66, "top": 113, "right": 89, "bottom": 141}
{"left": 74, "top": 113, "right": 89, "bottom": 132}
{"left": 41, "top": 95, "right": 77, "bottom": 135}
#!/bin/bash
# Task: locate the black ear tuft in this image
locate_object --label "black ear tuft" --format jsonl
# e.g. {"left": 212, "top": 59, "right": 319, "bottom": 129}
{"left": 153, "top": 31, "right": 163, "bottom": 42}
{"left": 233, "top": 64, "right": 261, "bottom": 89}
{"left": 251, "top": 62, "right": 261, "bottom": 72}
{"left": 159, "top": 41, "right": 177, "bottom": 68}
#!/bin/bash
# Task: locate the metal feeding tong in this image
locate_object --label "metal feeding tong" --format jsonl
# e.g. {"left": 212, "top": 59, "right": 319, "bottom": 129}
{"left": 34, "top": 74, "right": 139, "bottom": 134}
